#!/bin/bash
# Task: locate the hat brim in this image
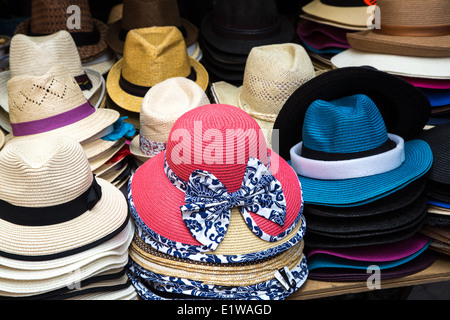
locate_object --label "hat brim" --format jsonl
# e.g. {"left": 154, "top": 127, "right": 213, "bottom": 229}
{"left": 106, "top": 18, "right": 198, "bottom": 55}
{"left": 296, "top": 139, "right": 433, "bottom": 206}
{"left": 129, "top": 134, "right": 154, "bottom": 164}
{"left": 347, "top": 30, "right": 450, "bottom": 58}
{"left": 200, "top": 12, "right": 294, "bottom": 55}
{"left": 0, "top": 178, "right": 129, "bottom": 261}
{"left": 106, "top": 57, "right": 209, "bottom": 113}
{"left": 299, "top": 13, "right": 369, "bottom": 31}
{"left": 273, "top": 66, "right": 432, "bottom": 160}
{"left": 129, "top": 148, "right": 304, "bottom": 257}
{"left": 88, "top": 138, "right": 126, "bottom": 172}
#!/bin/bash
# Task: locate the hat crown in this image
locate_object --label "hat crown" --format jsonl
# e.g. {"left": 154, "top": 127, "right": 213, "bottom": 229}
{"left": 7, "top": 64, "right": 87, "bottom": 124}
{"left": 121, "top": 27, "right": 191, "bottom": 87}
{"left": 9, "top": 31, "right": 84, "bottom": 79}
{"left": 303, "top": 94, "right": 389, "bottom": 154}
{"left": 140, "top": 77, "right": 210, "bottom": 143}
{"left": 29, "top": 0, "right": 94, "bottom": 34}
{"left": 121, "top": 0, "right": 182, "bottom": 30}
{"left": 166, "top": 104, "right": 269, "bottom": 193}
{"left": 240, "top": 43, "right": 315, "bottom": 119}
{"left": 0, "top": 136, "right": 92, "bottom": 207}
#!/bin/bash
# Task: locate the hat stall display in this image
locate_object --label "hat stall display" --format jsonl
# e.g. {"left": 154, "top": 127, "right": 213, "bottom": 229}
{"left": 210, "top": 43, "right": 315, "bottom": 149}
{"left": 14, "top": 0, "right": 108, "bottom": 63}
{"left": 106, "top": 26, "right": 209, "bottom": 113}
{"left": 130, "top": 77, "right": 210, "bottom": 164}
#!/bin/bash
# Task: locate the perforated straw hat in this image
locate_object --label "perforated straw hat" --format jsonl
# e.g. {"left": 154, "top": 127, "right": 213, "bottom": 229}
{"left": 0, "top": 31, "right": 105, "bottom": 112}
{"left": 130, "top": 77, "right": 210, "bottom": 163}
{"left": 6, "top": 64, "right": 119, "bottom": 144}
{"left": 107, "top": 26, "right": 209, "bottom": 113}
{"left": 0, "top": 135, "right": 129, "bottom": 261}
{"left": 210, "top": 43, "right": 315, "bottom": 149}
{"left": 289, "top": 94, "right": 433, "bottom": 207}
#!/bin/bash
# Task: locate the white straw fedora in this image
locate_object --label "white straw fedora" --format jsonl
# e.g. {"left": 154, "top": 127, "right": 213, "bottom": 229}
{"left": 129, "top": 77, "right": 210, "bottom": 163}
{"left": 0, "top": 30, "right": 105, "bottom": 112}
{"left": 0, "top": 135, "right": 130, "bottom": 261}
{"left": 210, "top": 43, "right": 315, "bottom": 148}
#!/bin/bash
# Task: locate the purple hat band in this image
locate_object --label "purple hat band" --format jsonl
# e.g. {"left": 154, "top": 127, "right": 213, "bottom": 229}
{"left": 11, "top": 101, "right": 95, "bottom": 137}
{"left": 296, "top": 20, "right": 351, "bottom": 50}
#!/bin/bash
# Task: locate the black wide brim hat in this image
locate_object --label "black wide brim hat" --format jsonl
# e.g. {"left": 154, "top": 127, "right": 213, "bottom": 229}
{"left": 273, "top": 66, "right": 431, "bottom": 160}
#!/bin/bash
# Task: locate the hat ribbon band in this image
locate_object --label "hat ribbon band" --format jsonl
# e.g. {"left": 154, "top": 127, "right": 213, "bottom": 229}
{"left": 0, "top": 176, "right": 102, "bottom": 226}
{"left": 290, "top": 134, "right": 405, "bottom": 180}
{"left": 119, "top": 67, "right": 197, "bottom": 98}
{"left": 374, "top": 23, "right": 450, "bottom": 37}
{"left": 28, "top": 24, "right": 101, "bottom": 46}
{"left": 140, "top": 134, "right": 167, "bottom": 157}
{"left": 74, "top": 73, "right": 93, "bottom": 91}
{"left": 212, "top": 19, "right": 281, "bottom": 40}
{"left": 11, "top": 101, "right": 95, "bottom": 137}
{"left": 164, "top": 154, "right": 288, "bottom": 251}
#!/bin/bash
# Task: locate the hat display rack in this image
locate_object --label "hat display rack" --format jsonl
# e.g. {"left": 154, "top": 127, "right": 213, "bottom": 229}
{"left": 0, "top": 0, "right": 448, "bottom": 301}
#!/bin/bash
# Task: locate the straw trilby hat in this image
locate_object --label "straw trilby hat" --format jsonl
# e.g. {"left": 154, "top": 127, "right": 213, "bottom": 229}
{"left": 210, "top": 43, "right": 315, "bottom": 149}
{"left": 130, "top": 77, "right": 210, "bottom": 163}
{"left": 14, "top": 0, "right": 108, "bottom": 62}
{"left": 106, "top": 0, "right": 198, "bottom": 56}
{"left": 0, "top": 31, "right": 105, "bottom": 113}
{"left": 107, "top": 26, "right": 209, "bottom": 113}
{"left": 6, "top": 64, "right": 119, "bottom": 144}
{"left": 0, "top": 135, "right": 129, "bottom": 260}
{"left": 347, "top": 0, "right": 450, "bottom": 57}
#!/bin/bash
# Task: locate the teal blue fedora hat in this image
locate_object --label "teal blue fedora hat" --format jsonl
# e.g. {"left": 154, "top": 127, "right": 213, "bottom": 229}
{"left": 289, "top": 94, "right": 433, "bottom": 207}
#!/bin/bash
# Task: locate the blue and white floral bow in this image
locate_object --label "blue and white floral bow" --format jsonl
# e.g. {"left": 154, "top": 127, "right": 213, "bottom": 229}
{"left": 180, "top": 157, "right": 287, "bottom": 251}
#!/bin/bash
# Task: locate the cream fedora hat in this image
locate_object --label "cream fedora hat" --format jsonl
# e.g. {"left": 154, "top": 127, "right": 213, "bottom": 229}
{"left": 0, "top": 30, "right": 105, "bottom": 112}
{"left": 211, "top": 43, "right": 315, "bottom": 148}
{"left": 129, "top": 77, "right": 210, "bottom": 163}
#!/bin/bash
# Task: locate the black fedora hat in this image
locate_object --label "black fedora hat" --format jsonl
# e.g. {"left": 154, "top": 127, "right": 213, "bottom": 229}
{"left": 200, "top": 0, "right": 295, "bottom": 55}
{"left": 272, "top": 66, "right": 431, "bottom": 160}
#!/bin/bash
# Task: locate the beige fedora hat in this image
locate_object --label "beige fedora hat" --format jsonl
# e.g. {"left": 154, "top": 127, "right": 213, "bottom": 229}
{"left": 0, "top": 30, "right": 105, "bottom": 112}
{"left": 0, "top": 135, "right": 129, "bottom": 261}
{"left": 210, "top": 43, "right": 315, "bottom": 148}
{"left": 6, "top": 64, "right": 119, "bottom": 145}
{"left": 129, "top": 77, "right": 210, "bottom": 164}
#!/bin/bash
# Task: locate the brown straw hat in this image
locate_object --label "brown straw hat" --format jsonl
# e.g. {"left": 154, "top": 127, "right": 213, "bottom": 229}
{"left": 106, "top": 0, "right": 198, "bottom": 56}
{"left": 14, "top": 0, "right": 108, "bottom": 62}
{"left": 347, "top": 0, "right": 450, "bottom": 57}
{"left": 0, "top": 135, "right": 129, "bottom": 261}
{"left": 106, "top": 26, "right": 209, "bottom": 113}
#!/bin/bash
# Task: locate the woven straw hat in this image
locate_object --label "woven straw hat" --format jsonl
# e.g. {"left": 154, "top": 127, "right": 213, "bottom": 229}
{"left": 347, "top": 0, "right": 450, "bottom": 58}
{"left": 0, "top": 130, "right": 4, "bottom": 150}
{"left": 130, "top": 77, "right": 210, "bottom": 163}
{"left": 129, "top": 103, "right": 304, "bottom": 258}
{"left": 6, "top": 64, "right": 119, "bottom": 145}
{"left": 14, "top": 0, "right": 108, "bottom": 62}
{"left": 0, "top": 135, "right": 129, "bottom": 260}
{"left": 106, "top": 0, "right": 198, "bottom": 56}
{"left": 107, "top": 27, "right": 209, "bottom": 113}
{"left": 211, "top": 43, "right": 315, "bottom": 149}
{"left": 0, "top": 31, "right": 105, "bottom": 113}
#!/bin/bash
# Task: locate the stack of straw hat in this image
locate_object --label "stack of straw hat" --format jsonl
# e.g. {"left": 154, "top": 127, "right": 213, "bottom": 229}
{"left": 0, "top": 135, "right": 136, "bottom": 300}
{"left": 331, "top": 0, "right": 450, "bottom": 128}
{"left": 126, "top": 103, "right": 308, "bottom": 300}
{"left": 199, "top": 0, "right": 295, "bottom": 86}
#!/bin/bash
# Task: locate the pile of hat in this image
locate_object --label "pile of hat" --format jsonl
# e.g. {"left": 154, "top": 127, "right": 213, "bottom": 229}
{"left": 199, "top": 0, "right": 295, "bottom": 86}
{"left": 297, "top": 0, "right": 374, "bottom": 71}
{"left": 0, "top": 35, "right": 9, "bottom": 72}
{"left": 126, "top": 103, "right": 308, "bottom": 300}
{"left": 210, "top": 42, "right": 316, "bottom": 149}
{"left": 331, "top": 0, "right": 450, "bottom": 128}
{"left": 0, "top": 135, "right": 136, "bottom": 300}
{"left": 273, "top": 66, "right": 437, "bottom": 282}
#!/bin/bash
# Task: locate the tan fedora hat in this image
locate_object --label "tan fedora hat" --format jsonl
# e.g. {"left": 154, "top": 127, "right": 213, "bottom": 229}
{"left": 107, "top": 26, "right": 209, "bottom": 113}
{"left": 106, "top": 0, "right": 198, "bottom": 56}
{"left": 0, "top": 31, "right": 105, "bottom": 112}
{"left": 14, "top": 0, "right": 108, "bottom": 62}
{"left": 347, "top": 0, "right": 450, "bottom": 57}
{"left": 0, "top": 135, "right": 129, "bottom": 261}
{"left": 129, "top": 77, "right": 210, "bottom": 164}
{"left": 210, "top": 43, "right": 315, "bottom": 148}
{"left": 6, "top": 64, "right": 119, "bottom": 145}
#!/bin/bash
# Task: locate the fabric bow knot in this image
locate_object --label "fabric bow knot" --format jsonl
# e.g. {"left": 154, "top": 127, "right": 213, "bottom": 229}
{"left": 180, "top": 157, "right": 287, "bottom": 251}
